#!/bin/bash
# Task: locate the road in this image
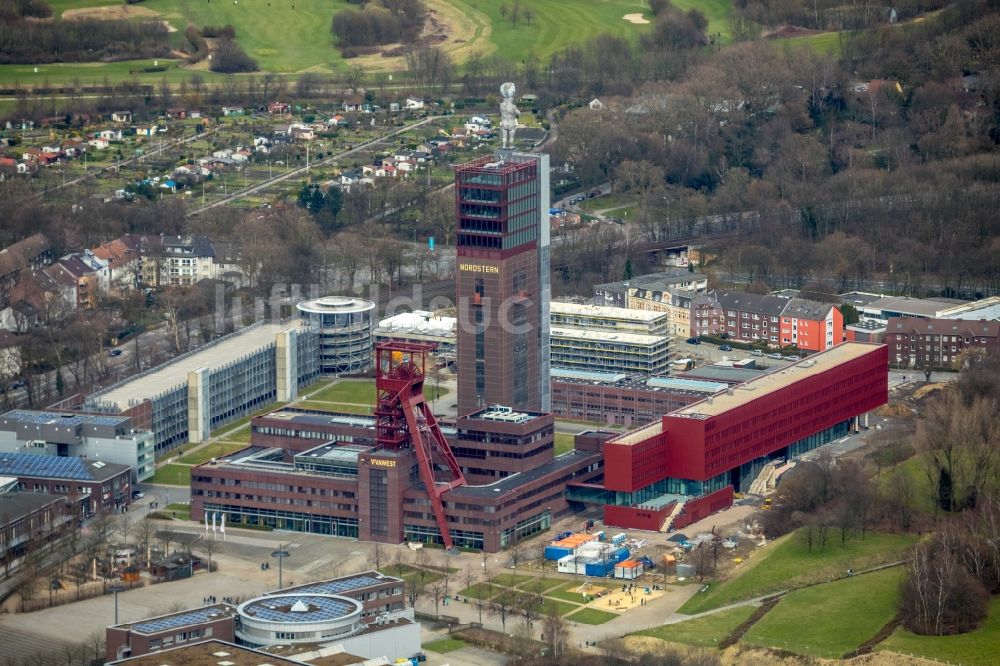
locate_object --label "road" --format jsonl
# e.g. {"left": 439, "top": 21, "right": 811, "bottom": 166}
{"left": 186, "top": 117, "right": 436, "bottom": 215}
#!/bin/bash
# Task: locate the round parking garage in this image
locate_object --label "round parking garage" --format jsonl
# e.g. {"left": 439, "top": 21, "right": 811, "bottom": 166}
{"left": 296, "top": 296, "right": 376, "bottom": 375}
{"left": 236, "top": 593, "right": 365, "bottom": 647}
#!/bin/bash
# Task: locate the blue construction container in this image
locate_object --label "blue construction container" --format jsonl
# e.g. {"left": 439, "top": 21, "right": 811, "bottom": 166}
{"left": 611, "top": 533, "right": 627, "bottom": 545}
{"left": 610, "top": 547, "right": 630, "bottom": 564}
{"left": 544, "top": 545, "right": 574, "bottom": 561}
{"left": 584, "top": 560, "right": 610, "bottom": 577}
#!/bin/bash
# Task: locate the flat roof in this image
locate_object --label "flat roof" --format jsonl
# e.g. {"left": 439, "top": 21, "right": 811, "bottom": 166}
{"left": 551, "top": 367, "right": 629, "bottom": 383}
{"left": 297, "top": 295, "right": 375, "bottom": 315}
{"left": 106, "top": 640, "right": 306, "bottom": 666}
{"left": 681, "top": 366, "right": 769, "bottom": 383}
{"left": 551, "top": 327, "right": 667, "bottom": 346}
{"left": 259, "top": 409, "right": 457, "bottom": 436}
{"left": 550, "top": 301, "right": 667, "bottom": 322}
{"left": 94, "top": 323, "right": 292, "bottom": 410}
{"left": 450, "top": 449, "right": 601, "bottom": 498}
{"left": 1, "top": 410, "right": 130, "bottom": 428}
{"left": 272, "top": 572, "right": 401, "bottom": 597}
{"left": 646, "top": 377, "right": 729, "bottom": 393}
{"left": 675, "top": 343, "right": 880, "bottom": 419}
{"left": 862, "top": 296, "right": 958, "bottom": 316}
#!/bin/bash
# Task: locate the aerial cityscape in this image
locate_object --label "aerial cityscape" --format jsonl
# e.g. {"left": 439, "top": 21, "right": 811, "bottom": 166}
{"left": 0, "top": 1, "right": 998, "bottom": 665}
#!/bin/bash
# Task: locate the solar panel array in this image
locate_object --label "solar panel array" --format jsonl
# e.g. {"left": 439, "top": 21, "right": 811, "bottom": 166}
{"left": 242, "top": 595, "right": 357, "bottom": 623}
{"left": 0, "top": 453, "right": 94, "bottom": 480}
{"left": 132, "top": 606, "right": 230, "bottom": 634}
{"left": 5, "top": 410, "right": 128, "bottom": 427}
{"left": 271, "top": 575, "right": 387, "bottom": 597}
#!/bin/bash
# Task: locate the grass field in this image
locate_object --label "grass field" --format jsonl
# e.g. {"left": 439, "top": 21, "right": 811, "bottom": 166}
{"left": 555, "top": 432, "right": 575, "bottom": 455}
{"left": 567, "top": 607, "right": 619, "bottom": 625}
{"left": 178, "top": 441, "right": 249, "bottom": 465}
{"left": 779, "top": 31, "right": 845, "bottom": 55}
{"left": 2, "top": 0, "right": 731, "bottom": 86}
{"left": 458, "top": 582, "right": 496, "bottom": 600}
{"left": 306, "top": 380, "right": 377, "bottom": 404}
{"left": 541, "top": 599, "right": 582, "bottom": 616}
{"left": 635, "top": 605, "right": 755, "bottom": 647}
{"left": 744, "top": 568, "right": 904, "bottom": 658}
{"left": 163, "top": 502, "right": 192, "bottom": 521}
{"left": 296, "top": 400, "right": 373, "bottom": 415}
{"left": 423, "top": 637, "right": 468, "bottom": 653}
{"left": 519, "top": 577, "right": 564, "bottom": 595}
{"left": 151, "top": 463, "right": 191, "bottom": 486}
{"left": 678, "top": 531, "right": 917, "bottom": 615}
{"left": 878, "top": 597, "right": 1000, "bottom": 666}
{"left": 491, "top": 573, "right": 534, "bottom": 587}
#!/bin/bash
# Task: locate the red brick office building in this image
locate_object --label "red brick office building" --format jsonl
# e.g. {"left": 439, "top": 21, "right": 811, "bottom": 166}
{"left": 592, "top": 343, "right": 888, "bottom": 531}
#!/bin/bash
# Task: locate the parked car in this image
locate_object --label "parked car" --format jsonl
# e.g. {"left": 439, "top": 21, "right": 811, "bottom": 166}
{"left": 767, "top": 353, "right": 783, "bottom": 360}
{"left": 750, "top": 349, "right": 764, "bottom": 356}
{"left": 132, "top": 490, "right": 144, "bottom": 500}
{"left": 719, "top": 344, "right": 733, "bottom": 352}
{"left": 783, "top": 355, "right": 801, "bottom": 361}
{"left": 108, "top": 349, "right": 123, "bottom": 357}
{"left": 686, "top": 337, "right": 701, "bottom": 345}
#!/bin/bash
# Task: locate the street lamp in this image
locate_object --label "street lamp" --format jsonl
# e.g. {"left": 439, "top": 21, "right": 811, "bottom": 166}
{"left": 270, "top": 545, "right": 290, "bottom": 590}
{"left": 109, "top": 583, "right": 126, "bottom": 624}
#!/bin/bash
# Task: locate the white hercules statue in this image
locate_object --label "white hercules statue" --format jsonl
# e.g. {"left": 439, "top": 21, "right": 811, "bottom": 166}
{"left": 499, "top": 82, "right": 519, "bottom": 149}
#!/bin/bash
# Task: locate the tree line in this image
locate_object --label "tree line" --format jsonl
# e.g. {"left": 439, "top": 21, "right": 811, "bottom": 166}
{"left": 0, "top": 18, "right": 170, "bottom": 64}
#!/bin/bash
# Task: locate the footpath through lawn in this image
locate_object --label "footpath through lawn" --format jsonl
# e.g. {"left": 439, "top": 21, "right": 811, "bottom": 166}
{"left": 678, "top": 530, "right": 916, "bottom": 615}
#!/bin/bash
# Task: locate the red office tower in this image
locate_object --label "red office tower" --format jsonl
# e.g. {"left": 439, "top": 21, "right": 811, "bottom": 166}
{"left": 454, "top": 152, "right": 551, "bottom": 416}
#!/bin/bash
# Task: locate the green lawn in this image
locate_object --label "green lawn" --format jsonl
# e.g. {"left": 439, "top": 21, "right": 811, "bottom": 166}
{"left": 491, "top": 573, "right": 534, "bottom": 588}
{"left": 151, "top": 463, "right": 191, "bottom": 486}
{"left": 423, "top": 637, "right": 468, "bottom": 653}
{"left": 635, "top": 605, "right": 756, "bottom": 647}
{"left": 163, "top": 502, "right": 192, "bottom": 521}
{"left": 178, "top": 441, "right": 249, "bottom": 465}
{"left": 306, "top": 380, "right": 377, "bottom": 405}
{"left": 458, "top": 582, "right": 495, "bottom": 600}
{"left": 878, "top": 454, "right": 937, "bottom": 514}
{"left": 519, "top": 577, "right": 564, "bottom": 595}
{"left": 580, "top": 193, "right": 637, "bottom": 212}
{"left": 744, "top": 568, "right": 904, "bottom": 659}
{"left": 209, "top": 402, "right": 284, "bottom": 439}
{"left": 678, "top": 531, "right": 917, "bottom": 615}
{"left": 878, "top": 596, "right": 1000, "bottom": 666}
{"left": 567, "top": 607, "right": 619, "bottom": 625}
{"left": 539, "top": 599, "right": 582, "bottom": 616}
{"left": 297, "top": 400, "right": 373, "bottom": 415}
{"left": 780, "top": 31, "right": 845, "bottom": 56}
{"left": 555, "top": 432, "right": 575, "bottom": 456}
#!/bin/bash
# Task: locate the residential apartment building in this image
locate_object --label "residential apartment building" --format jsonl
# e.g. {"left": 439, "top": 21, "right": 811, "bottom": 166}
{"left": 594, "top": 269, "right": 708, "bottom": 308}
{"left": 550, "top": 327, "right": 671, "bottom": 375}
{"left": 627, "top": 288, "right": 698, "bottom": 337}
{"left": 0, "top": 233, "right": 53, "bottom": 308}
{"left": 691, "top": 291, "right": 843, "bottom": 352}
{"left": 550, "top": 301, "right": 670, "bottom": 336}
{"left": 0, "top": 410, "right": 155, "bottom": 482}
{"left": 884, "top": 317, "right": 1000, "bottom": 368}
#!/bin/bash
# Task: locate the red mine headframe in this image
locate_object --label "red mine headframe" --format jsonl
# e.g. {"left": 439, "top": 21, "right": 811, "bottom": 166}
{"left": 374, "top": 340, "right": 466, "bottom": 549}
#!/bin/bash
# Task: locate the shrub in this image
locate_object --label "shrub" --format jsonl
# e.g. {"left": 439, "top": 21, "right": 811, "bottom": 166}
{"left": 210, "top": 38, "right": 257, "bottom": 73}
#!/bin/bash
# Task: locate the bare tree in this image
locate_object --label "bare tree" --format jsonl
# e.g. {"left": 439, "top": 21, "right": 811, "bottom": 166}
{"left": 490, "top": 588, "right": 516, "bottom": 633}
{"left": 541, "top": 599, "right": 569, "bottom": 658}
{"left": 506, "top": 536, "right": 524, "bottom": 573}
{"left": 689, "top": 544, "right": 715, "bottom": 581}
{"left": 200, "top": 538, "right": 221, "bottom": 573}
{"left": 429, "top": 575, "right": 449, "bottom": 618}
{"left": 372, "top": 542, "right": 384, "bottom": 571}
